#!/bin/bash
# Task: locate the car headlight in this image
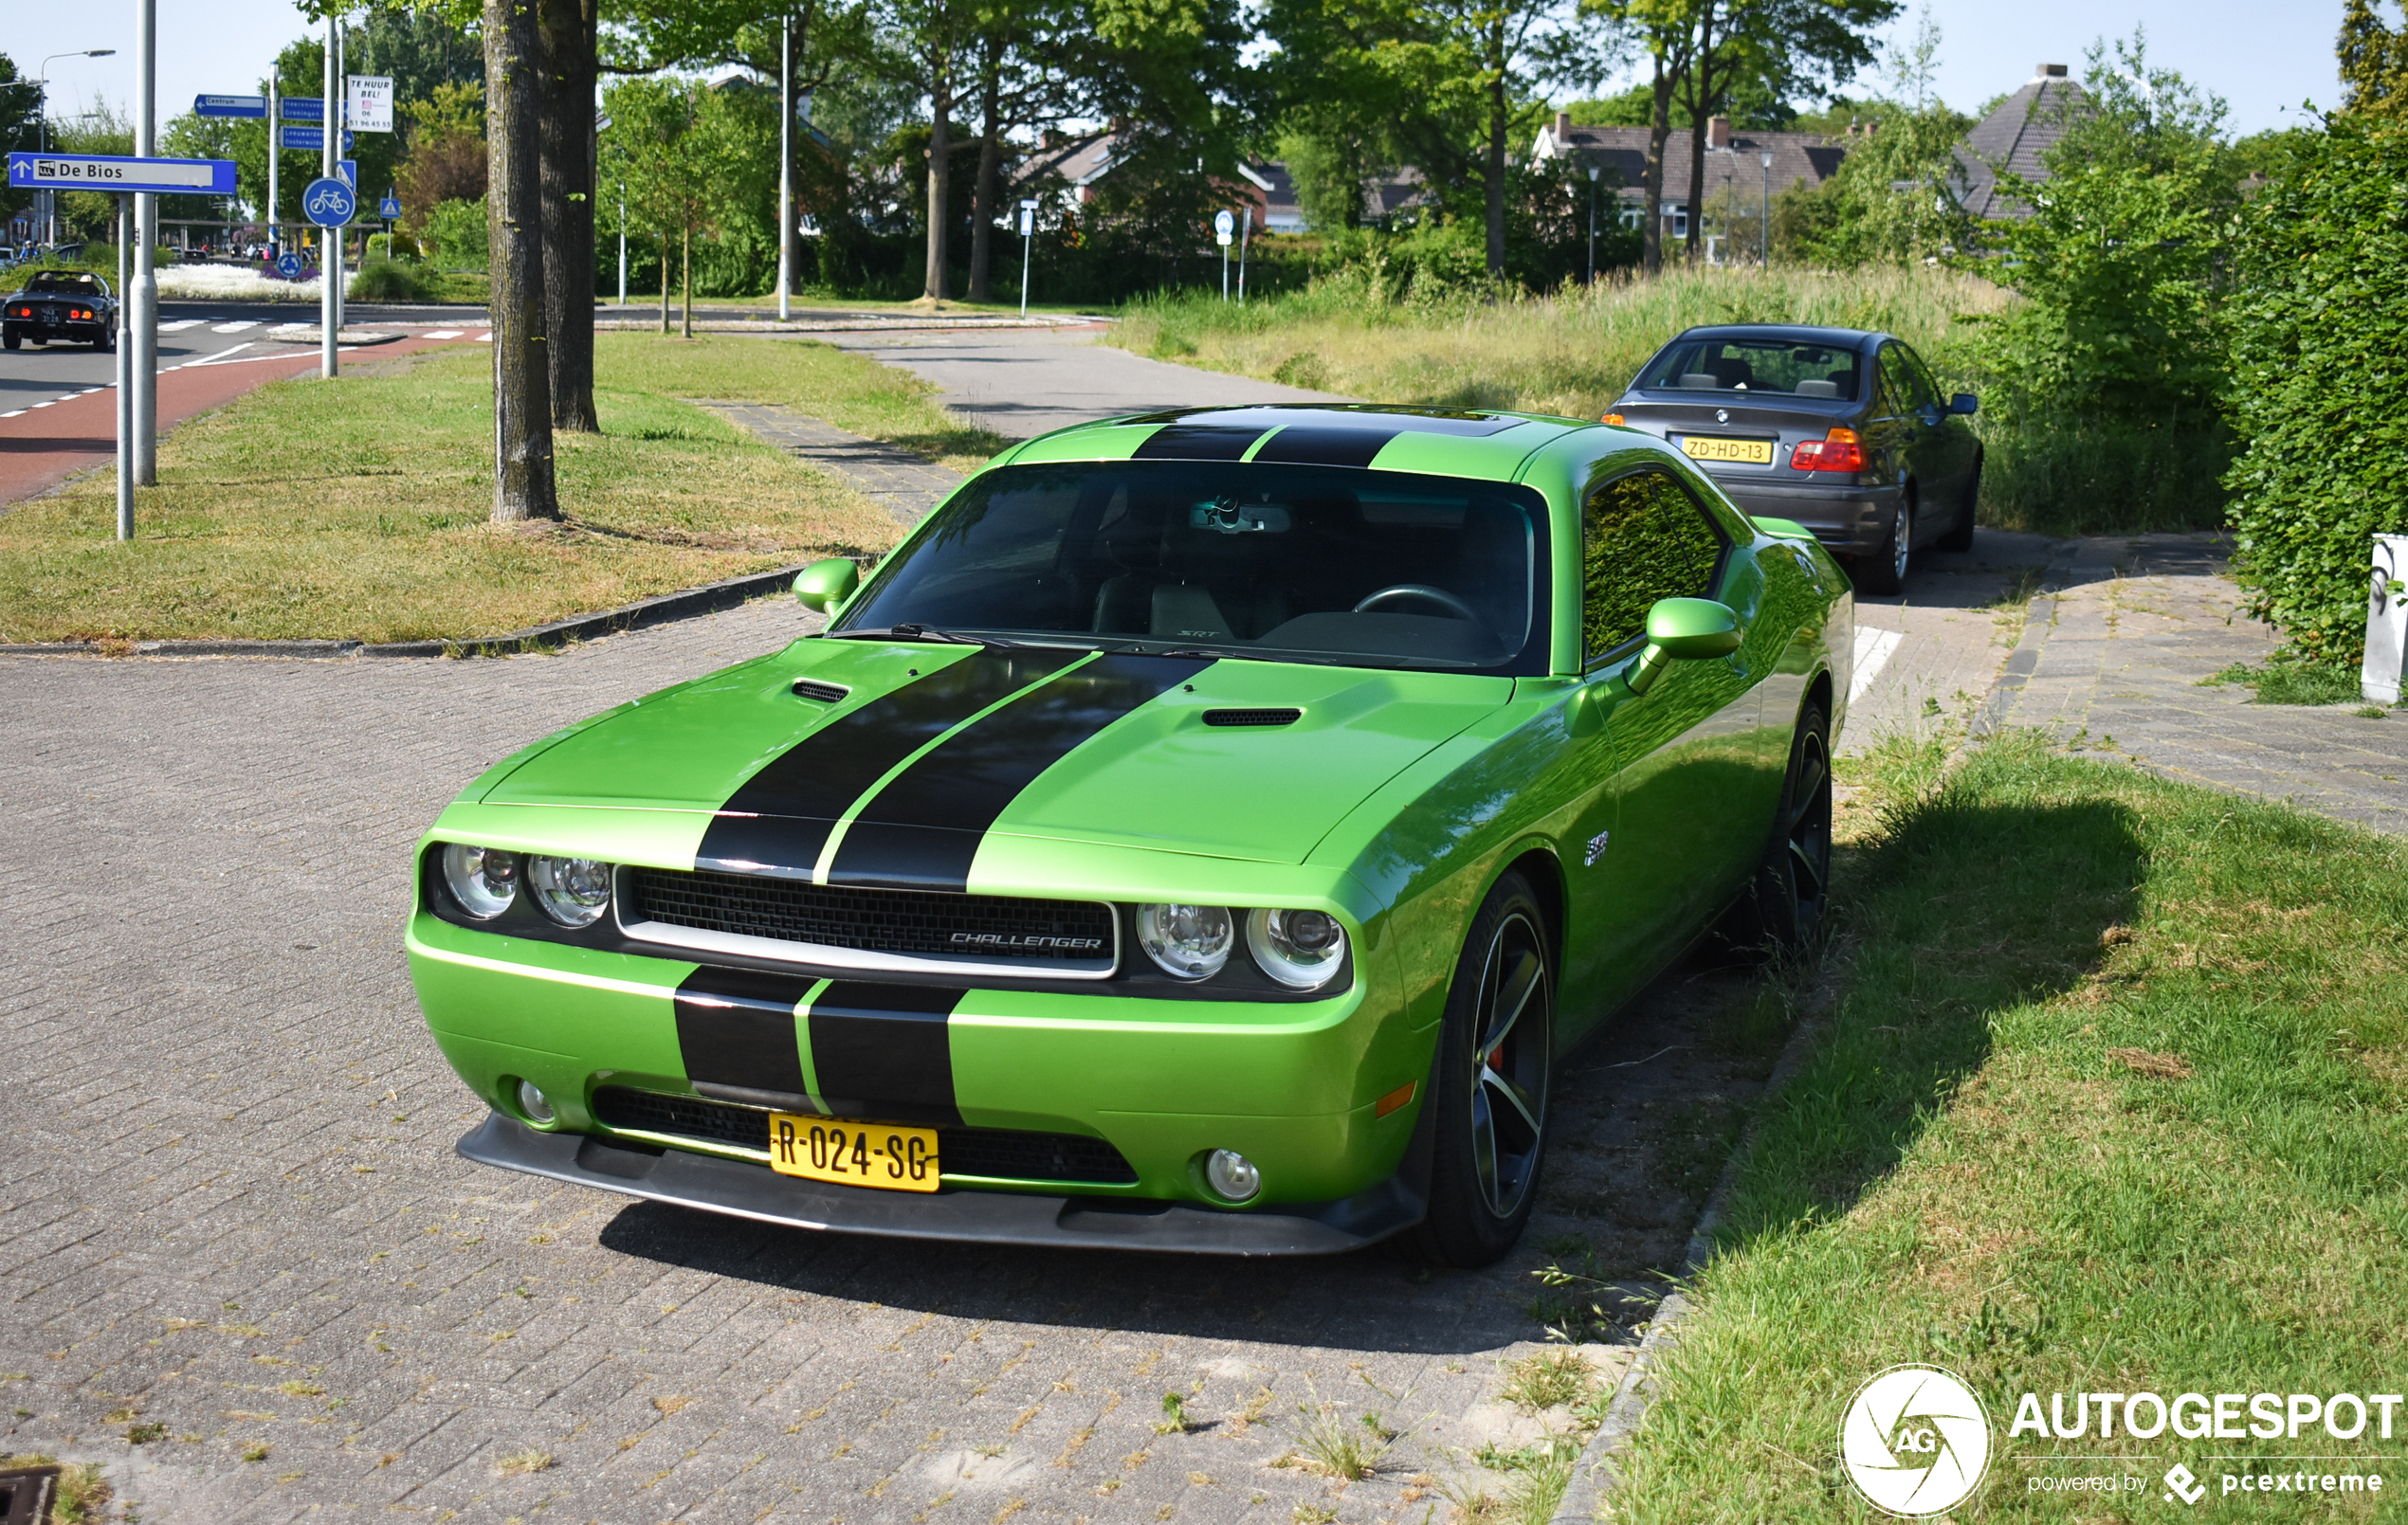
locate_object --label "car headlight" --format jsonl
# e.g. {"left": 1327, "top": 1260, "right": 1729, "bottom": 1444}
{"left": 1136, "top": 903, "right": 1233, "bottom": 980}
{"left": 1247, "top": 907, "right": 1348, "bottom": 989}
{"left": 441, "top": 844, "right": 520, "bottom": 919}
{"left": 529, "top": 856, "right": 612, "bottom": 927}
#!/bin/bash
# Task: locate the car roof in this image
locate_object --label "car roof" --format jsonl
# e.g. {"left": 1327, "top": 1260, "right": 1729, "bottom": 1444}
{"left": 996, "top": 404, "right": 1601, "bottom": 483}
{"left": 1666, "top": 323, "right": 1886, "bottom": 349}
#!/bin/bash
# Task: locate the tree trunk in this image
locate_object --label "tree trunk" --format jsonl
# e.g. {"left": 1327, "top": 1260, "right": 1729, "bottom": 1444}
{"left": 1485, "top": 60, "right": 1507, "bottom": 280}
{"left": 681, "top": 224, "right": 692, "bottom": 337}
{"left": 538, "top": 0, "right": 599, "bottom": 431}
{"left": 966, "top": 37, "right": 1002, "bottom": 303}
{"left": 1683, "top": 1, "right": 1720, "bottom": 260}
{"left": 658, "top": 229, "right": 669, "bottom": 334}
{"left": 1642, "top": 64, "right": 1675, "bottom": 276}
{"left": 923, "top": 66, "right": 952, "bottom": 300}
{"left": 484, "top": 0, "right": 558, "bottom": 523}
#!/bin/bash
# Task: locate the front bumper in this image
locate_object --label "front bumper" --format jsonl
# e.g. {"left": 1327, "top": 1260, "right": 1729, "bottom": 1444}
{"left": 459, "top": 1110, "right": 1424, "bottom": 1255}
{"left": 1707, "top": 475, "right": 1901, "bottom": 555}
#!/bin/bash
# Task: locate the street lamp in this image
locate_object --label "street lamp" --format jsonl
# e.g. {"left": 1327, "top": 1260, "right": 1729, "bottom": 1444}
{"left": 25, "top": 50, "right": 118, "bottom": 246}
{"left": 1760, "top": 149, "right": 1773, "bottom": 267}
{"left": 1586, "top": 163, "right": 1599, "bottom": 284}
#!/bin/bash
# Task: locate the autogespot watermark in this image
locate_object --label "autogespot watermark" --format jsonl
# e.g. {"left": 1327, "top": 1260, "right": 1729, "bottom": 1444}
{"left": 1841, "top": 1370, "right": 2400, "bottom": 1516}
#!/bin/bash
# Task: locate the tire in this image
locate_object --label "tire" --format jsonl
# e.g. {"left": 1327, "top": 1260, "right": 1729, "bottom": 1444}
{"left": 96, "top": 331, "right": 115, "bottom": 353}
{"left": 1, "top": 333, "right": 16, "bottom": 351}
{"left": 1936, "top": 451, "right": 1979, "bottom": 554}
{"left": 1855, "top": 495, "right": 1912, "bottom": 595}
{"left": 1750, "top": 699, "right": 1833, "bottom": 953}
{"left": 1398, "top": 871, "right": 1554, "bottom": 1268}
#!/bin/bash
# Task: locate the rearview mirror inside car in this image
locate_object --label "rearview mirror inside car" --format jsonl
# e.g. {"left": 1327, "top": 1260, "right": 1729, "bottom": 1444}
{"left": 1949, "top": 392, "right": 1979, "bottom": 415}
{"left": 793, "top": 557, "right": 861, "bottom": 613}
{"left": 1627, "top": 598, "right": 1743, "bottom": 696}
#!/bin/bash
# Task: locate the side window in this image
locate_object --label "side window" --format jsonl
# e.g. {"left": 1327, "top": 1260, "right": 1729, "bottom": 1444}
{"left": 1878, "top": 343, "right": 1931, "bottom": 411}
{"left": 1582, "top": 470, "right": 1726, "bottom": 660}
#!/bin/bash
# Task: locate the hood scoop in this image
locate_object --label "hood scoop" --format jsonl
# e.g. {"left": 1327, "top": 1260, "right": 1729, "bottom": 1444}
{"left": 792, "top": 678, "right": 851, "bottom": 703}
{"left": 1202, "top": 707, "right": 1302, "bottom": 727}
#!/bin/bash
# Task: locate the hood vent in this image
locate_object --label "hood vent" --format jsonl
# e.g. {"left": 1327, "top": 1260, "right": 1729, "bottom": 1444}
{"left": 1202, "top": 707, "right": 1303, "bottom": 727}
{"left": 792, "top": 678, "right": 850, "bottom": 703}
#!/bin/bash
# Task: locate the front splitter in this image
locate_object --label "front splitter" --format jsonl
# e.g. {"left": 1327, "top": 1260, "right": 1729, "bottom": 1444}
{"left": 457, "top": 1111, "right": 1422, "bottom": 1257}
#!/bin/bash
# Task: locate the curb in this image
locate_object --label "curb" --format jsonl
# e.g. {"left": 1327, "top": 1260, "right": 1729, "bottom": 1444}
{"left": 0, "top": 563, "right": 812, "bottom": 662}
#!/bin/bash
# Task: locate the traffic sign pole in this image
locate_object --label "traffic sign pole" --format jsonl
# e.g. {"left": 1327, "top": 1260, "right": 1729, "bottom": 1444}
{"left": 1018, "top": 200, "right": 1036, "bottom": 318}
{"left": 267, "top": 80, "right": 279, "bottom": 257}
{"left": 1213, "top": 209, "right": 1234, "bottom": 302}
{"left": 321, "top": 15, "right": 337, "bottom": 378}
{"left": 116, "top": 195, "right": 133, "bottom": 539}
{"left": 133, "top": 0, "right": 159, "bottom": 488}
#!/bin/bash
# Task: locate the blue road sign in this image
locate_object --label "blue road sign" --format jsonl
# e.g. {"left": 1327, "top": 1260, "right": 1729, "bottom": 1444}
{"left": 194, "top": 94, "right": 268, "bottom": 118}
{"left": 9, "top": 152, "right": 238, "bottom": 196}
{"left": 276, "top": 251, "right": 306, "bottom": 279}
{"left": 338, "top": 159, "right": 358, "bottom": 190}
{"left": 279, "top": 126, "right": 356, "bottom": 154}
{"left": 280, "top": 97, "right": 326, "bottom": 122}
{"left": 378, "top": 193, "right": 402, "bottom": 220}
{"left": 303, "top": 176, "right": 356, "bottom": 227}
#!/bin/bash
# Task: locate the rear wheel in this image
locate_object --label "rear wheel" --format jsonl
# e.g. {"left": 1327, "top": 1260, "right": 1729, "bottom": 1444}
{"left": 1753, "top": 700, "right": 1833, "bottom": 952}
{"left": 1399, "top": 872, "right": 1553, "bottom": 1268}
{"left": 1937, "top": 452, "right": 1979, "bottom": 553}
{"left": 1856, "top": 496, "right": 1912, "bottom": 594}
{"left": 1, "top": 333, "right": 16, "bottom": 352}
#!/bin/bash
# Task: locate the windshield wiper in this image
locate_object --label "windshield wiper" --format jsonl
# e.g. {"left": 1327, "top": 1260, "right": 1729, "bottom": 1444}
{"left": 832, "top": 624, "right": 1016, "bottom": 648}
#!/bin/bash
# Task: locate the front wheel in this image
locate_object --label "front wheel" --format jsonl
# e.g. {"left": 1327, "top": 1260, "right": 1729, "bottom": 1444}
{"left": 1856, "top": 497, "right": 1912, "bottom": 595}
{"left": 1398, "top": 871, "right": 1553, "bottom": 1268}
{"left": 1937, "top": 451, "right": 1979, "bottom": 553}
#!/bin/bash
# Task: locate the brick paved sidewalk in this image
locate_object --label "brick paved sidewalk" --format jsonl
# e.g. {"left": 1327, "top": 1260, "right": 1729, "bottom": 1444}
{"left": 692, "top": 401, "right": 963, "bottom": 524}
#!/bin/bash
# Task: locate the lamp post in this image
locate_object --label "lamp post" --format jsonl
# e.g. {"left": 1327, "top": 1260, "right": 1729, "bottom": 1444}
{"left": 27, "top": 51, "right": 118, "bottom": 246}
{"left": 1760, "top": 149, "right": 1773, "bottom": 267}
{"left": 1586, "top": 163, "right": 1598, "bottom": 284}
{"left": 775, "top": 12, "right": 793, "bottom": 322}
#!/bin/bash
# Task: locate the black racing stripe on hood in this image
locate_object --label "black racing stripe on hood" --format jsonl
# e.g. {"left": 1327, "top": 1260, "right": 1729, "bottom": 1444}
{"left": 674, "top": 966, "right": 815, "bottom": 1109}
{"left": 1250, "top": 426, "right": 1402, "bottom": 467}
{"left": 1130, "top": 425, "right": 1263, "bottom": 461}
{"left": 697, "top": 647, "right": 1084, "bottom": 879}
{"left": 806, "top": 981, "right": 964, "bottom": 1126}
{"left": 828, "top": 653, "right": 1213, "bottom": 892}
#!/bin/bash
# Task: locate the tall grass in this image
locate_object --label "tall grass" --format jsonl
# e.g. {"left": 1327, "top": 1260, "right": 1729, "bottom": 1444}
{"left": 1110, "top": 264, "right": 2226, "bottom": 537}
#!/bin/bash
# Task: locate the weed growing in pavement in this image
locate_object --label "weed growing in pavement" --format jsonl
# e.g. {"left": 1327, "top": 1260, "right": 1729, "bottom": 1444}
{"left": 494, "top": 1450, "right": 554, "bottom": 1475}
{"left": 1498, "top": 1350, "right": 1596, "bottom": 1414}
{"left": 2199, "top": 655, "right": 2362, "bottom": 706}
{"left": 1154, "top": 1391, "right": 1195, "bottom": 1435}
{"left": 1278, "top": 1389, "right": 1395, "bottom": 1480}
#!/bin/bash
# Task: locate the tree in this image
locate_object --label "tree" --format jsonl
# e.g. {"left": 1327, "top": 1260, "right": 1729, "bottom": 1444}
{"left": 1579, "top": 0, "right": 1693, "bottom": 273}
{"left": 0, "top": 55, "right": 43, "bottom": 227}
{"left": 870, "top": 0, "right": 981, "bottom": 299}
{"left": 540, "top": 0, "right": 600, "bottom": 431}
{"left": 603, "top": 77, "right": 749, "bottom": 335}
{"left": 2339, "top": 0, "right": 2408, "bottom": 118}
{"left": 485, "top": 0, "right": 558, "bottom": 522}
{"left": 1797, "top": 9, "right": 1969, "bottom": 264}
{"left": 394, "top": 82, "right": 487, "bottom": 227}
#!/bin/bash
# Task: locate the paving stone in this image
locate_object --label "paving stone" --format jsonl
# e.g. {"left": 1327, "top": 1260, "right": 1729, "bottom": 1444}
{"left": 694, "top": 400, "right": 966, "bottom": 525}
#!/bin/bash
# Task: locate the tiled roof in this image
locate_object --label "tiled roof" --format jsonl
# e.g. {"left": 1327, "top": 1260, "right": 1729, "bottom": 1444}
{"left": 1530, "top": 124, "right": 1848, "bottom": 202}
{"left": 1956, "top": 72, "right": 2089, "bottom": 219}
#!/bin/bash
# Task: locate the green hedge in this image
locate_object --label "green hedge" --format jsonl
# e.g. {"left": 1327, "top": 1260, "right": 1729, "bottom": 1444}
{"left": 2225, "top": 114, "right": 2408, "bottom": 664}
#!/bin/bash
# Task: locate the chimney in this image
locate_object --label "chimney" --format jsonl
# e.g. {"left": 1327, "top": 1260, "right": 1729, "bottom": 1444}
{"left": 2037, "top": 63, "right": 2068, "bottom": 79}
{"left": 1555, "top": 110, "right": 1572, "bottom": 144}
{"left": 1707, "top": 116, "right": 1731, "bottom": 150}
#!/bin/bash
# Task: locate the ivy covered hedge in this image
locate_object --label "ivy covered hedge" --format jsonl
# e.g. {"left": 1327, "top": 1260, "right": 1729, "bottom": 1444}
{"left": 2225, "top": 114, "right": 2408, "bottom": 664}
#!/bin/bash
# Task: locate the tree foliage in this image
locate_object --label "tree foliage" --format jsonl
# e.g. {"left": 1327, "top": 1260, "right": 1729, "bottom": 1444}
{"left": 1788, "top": 13, "right": 1968, "bottom": 265}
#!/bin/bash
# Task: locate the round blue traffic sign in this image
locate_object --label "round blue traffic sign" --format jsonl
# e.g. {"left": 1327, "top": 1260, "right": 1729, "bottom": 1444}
{"left": 303, "top": 176, "right": 356, "bottom": 227}
{"left": 276, "top": 251, "right": 305, "bottom": 280}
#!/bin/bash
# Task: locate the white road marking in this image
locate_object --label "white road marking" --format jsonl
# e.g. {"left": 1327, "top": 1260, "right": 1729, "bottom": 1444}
{"left": 268, "top": 321, "right": 311, "bottom": 335}
{"left": 184, "top": 343, "right": 258, "bottom": 367}
{"left": 157, "top": 319, "right": 204, "bottom": 333}
{"left": 29, "top": 400, "right": 55, "bottom": 408}
{"left": 1852, "top": 626, "right": 1905, "bottom": 703}
{"left": 474, "top": 331, "right": 493, "bottom": 342}
{"left": 210, "top": 320, "right": 259, "bottom": 334}
{"left": 0, "top": 409, "right": 24, "bottom": 418}
{"left": 424, "top": 329, "right": 464, "bottom": 339}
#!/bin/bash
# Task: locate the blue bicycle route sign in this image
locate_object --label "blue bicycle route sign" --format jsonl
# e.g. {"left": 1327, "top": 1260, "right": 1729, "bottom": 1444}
{"left": 303, "top": 176, "right": 356, "bottom": 227}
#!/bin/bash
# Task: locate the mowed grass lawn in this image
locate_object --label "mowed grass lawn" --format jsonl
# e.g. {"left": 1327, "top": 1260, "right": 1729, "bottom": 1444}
{"left": 1616, "top": 735, "right": 2408, "bottom": 1521}
{"left": 0, "top": 334, "right": 996, "bottom": 644}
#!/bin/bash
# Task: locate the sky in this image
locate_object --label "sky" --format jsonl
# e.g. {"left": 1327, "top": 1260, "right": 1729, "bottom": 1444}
{"left": 13, "top": 0, "right": 2348, "bottom": 146}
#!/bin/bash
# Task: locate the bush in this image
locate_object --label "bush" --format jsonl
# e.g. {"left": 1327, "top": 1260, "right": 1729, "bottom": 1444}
{"left": 415, "top": 198, "right": 489, "bottom": 271}
{"left": 349, "top": 259, "right": 442, "bottom": 301}
{"left": 2224, "top": 112, "right": 2408, "bottom": 665}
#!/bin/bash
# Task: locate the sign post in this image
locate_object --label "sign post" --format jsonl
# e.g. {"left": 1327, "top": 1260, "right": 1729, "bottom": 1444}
{"left": 378, "top": 191, "right": 400, "bottom": 263}
{"left": 117, "top": 195, "right": 133, "bottom": 539}
{"left": 1214, "top": 209, "right": 1234, "bottom": 300}
{"left": 306, "top": 175, "right": 355, "bottom": 372}
{"left": 1237, "top": 209, "right": 1250, "bottom": 305}
{"left": 1017, "top": 199, "right": 1037, "bottom": 318}
{"left": 134, "top": 0, "right": 158, "bottom": 486}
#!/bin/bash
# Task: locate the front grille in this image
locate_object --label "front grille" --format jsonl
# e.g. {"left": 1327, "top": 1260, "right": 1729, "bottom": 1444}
{"left": 626, "top": 867, "right": 1115, "bottom": 962}
{"left": 1202, "top": 707, "right": 1302, "bottom": 727}
{"left": 590, "top": 1087, "right": 1139, "bottom": 1185}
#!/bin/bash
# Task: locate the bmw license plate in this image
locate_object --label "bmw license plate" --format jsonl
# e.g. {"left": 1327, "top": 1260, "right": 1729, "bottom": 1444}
{"left": 1681, "top": 435, "right": 1775, "bottom": 464}
{"left": 767, "top": 1112, "right": 940, "bottom": 1191}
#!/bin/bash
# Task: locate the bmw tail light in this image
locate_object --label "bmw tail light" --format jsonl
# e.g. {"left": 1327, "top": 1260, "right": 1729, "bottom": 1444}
{"left": 1791, "top": 427, "right": 1866, "bottom": 473}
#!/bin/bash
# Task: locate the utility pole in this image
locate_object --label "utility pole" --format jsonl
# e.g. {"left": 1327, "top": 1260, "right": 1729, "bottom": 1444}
{"left": 131, "top": 0, "right": 158, "bottom": 486}
{"left": 116, "top": 196, "right": 132, "bottom": 538}
{"left": 1760, "top": 148, "right": 1772, "bottom": 267}
{"left": 1586, "top": 164, "right": 1598, "bottom": 284}
{"left": 267, "top": 78, "right": 279, "bottom": 256}
{"left": 320, "top": 12, "right": 337, "bottom": 378}
{"left": 776, "top": 13, "right": 793, "bottom": 321}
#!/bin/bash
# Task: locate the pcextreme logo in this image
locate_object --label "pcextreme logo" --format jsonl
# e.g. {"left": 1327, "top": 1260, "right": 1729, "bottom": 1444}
{"left": 1841, "top": 1365, "right": 1993, "bottom": 1517}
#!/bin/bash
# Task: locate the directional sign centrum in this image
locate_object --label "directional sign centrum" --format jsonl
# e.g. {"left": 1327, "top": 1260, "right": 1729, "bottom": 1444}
{"left": 9, "top": 152, "right": 238, "bottom": 195}
{"left": 194, "top": 94, "right": 268, "bottom": 118}
{"left": 304, "top": 176, "right": 356, "bottom": 227}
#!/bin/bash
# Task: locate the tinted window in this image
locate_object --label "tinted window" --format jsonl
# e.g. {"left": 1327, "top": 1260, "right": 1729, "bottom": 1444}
{"left": 25, "top": 271, "right": 101, "bottom": 294}
{"left": 837, "top": 461, "right": 1550, "bottom": 674}
{"left": 1582, "top": 470, "right": 1726, "bottom": 659}
{"left": 1877, "top": 344, "right": 1932, "bottom": 410}
{"left": 1637, "top": 337, "right": 1864, "bottom": 398}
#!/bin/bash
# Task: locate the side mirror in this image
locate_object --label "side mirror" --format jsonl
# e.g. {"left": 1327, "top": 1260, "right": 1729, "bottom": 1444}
{"left": 793, "top": 556, "right": 860, "bottom": 613}
{"left": 1626, "top": 597, "right": 1742, "bottom": 696}
{"left": 1949, "top": 391, "right": 1979, "bottom": 415}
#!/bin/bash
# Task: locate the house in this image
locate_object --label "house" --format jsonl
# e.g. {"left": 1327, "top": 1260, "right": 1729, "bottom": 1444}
{"left": 1237, "top": 161, "right": 1305, "bottom": 233}
{"left": 1955, "top": 64, "right": 2088, "bottom": 219}
{"left": 1529, "top": 113, "right": 1847, "bottom": 244}
{"left": 1012, "top": 127, "right": 1129, "bottom": 215}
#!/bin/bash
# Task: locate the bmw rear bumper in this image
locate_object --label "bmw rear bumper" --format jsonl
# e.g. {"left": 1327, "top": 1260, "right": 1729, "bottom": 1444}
{"left": 458, "top": 1109, "right": 1424, "bottom": 1256}
{"left": 1707, "top": 476, "right": 1901, "bottom": 555}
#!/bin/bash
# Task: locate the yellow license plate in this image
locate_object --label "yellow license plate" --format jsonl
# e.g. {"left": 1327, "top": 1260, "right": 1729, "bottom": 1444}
{"left": 1681, "top": 435, "right": 1775, "bottom": 464}
{"left": 767, "top": 1113, "right": 940, "bottom": 1192}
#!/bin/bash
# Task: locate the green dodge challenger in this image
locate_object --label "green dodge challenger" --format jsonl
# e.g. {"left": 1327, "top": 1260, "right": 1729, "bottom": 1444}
{"left": 408, "top": 404, "right": 1852, "bottom": 1264}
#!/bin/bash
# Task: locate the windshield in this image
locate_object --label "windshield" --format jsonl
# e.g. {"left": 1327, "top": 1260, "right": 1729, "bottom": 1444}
{"left": 26, "top": 271, "right": 103, "bottom": 295}
{"left": 1637, "top": 337, "right": 1863, "bottom": 399}
{"left": 834, "top": 461, "right": 1549, "bottom": 674}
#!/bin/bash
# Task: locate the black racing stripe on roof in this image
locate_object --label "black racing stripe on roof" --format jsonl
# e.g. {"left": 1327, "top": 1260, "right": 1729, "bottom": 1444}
{"left": 829, "top": 653, "right": 1212, "bottom": 893}
{"left": 1250, "top": 426, "right": 1402, "bottom": 467}
{"left": 1130, "top": 425, "right": 1264, "bottom": 461}
{"left": 696, "top": 648, "right": 1084, "bottom": 879}
{"left": 806, "top": 981, "right": 965, "bottom": 1126}
{"left": 674, "top": 965, "right": 815, "bottom": 1104}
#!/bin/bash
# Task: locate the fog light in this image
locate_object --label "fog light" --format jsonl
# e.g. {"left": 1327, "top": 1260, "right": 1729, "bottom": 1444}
{"left": 1205, "top": 1148, "right": 1260, "bottom": 1203}
{"left": 517, "top": 1079, "right": 555, "bottom": 1124}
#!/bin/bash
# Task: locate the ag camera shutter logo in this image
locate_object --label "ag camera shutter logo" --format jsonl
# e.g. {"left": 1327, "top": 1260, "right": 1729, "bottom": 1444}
{"left": 1841, "top": 1364, "right": 1992, "bottom": 1516}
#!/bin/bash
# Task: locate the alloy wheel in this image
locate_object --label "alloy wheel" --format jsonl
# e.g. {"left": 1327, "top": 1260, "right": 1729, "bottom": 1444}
{"left": 1889, "top": 501, "right": 1913, "bottom": 585}
{"left": 1468, "top": 910, "right": 1550, "bottom": 1218}
{"left": 1784, "top": 724, "right": 1833, "bottom": 927}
